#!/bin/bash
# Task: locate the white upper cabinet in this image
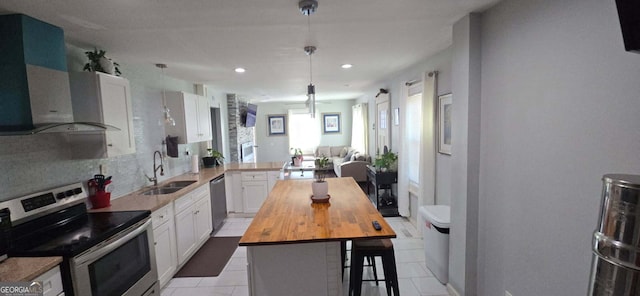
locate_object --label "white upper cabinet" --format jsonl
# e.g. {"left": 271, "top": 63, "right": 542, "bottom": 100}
{"left": 165, "top": 91, "right": 212, "bottom": 143}
{"left": 68, "top": 72, "right": 136, "bottom": 158}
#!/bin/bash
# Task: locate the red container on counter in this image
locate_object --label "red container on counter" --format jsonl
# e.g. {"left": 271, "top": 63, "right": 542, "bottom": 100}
{"left": 90, "top": 191, "right": 111, "bottom": 209}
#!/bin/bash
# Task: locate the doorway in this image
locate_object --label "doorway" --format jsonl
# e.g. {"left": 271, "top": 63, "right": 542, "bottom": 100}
{"left": 210, "top": 108, "right": 223, "bottom": 153}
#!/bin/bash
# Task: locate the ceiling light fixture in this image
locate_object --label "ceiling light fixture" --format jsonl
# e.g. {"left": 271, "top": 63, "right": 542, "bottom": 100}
{"left": 235, "top": 67, "right": 246, "bottom": 73}
{"left": 155, "top": 63, "right": 176, "bottom": 126}
{"left": 341, "top": 64, "right": 353, "bottom": 69}
{"left": 300, "top": 0, "right": 318, "bottom": 118}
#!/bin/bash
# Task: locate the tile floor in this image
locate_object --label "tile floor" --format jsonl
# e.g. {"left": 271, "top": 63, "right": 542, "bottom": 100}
{"left": 162, "top": 216, "right": 450, "bottom": 296}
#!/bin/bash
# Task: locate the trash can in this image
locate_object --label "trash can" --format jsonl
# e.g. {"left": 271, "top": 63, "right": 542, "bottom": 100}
{"left": 419, "top": 205, "right": 450, "bottom": 284}
{"left": 589, "top": 174, "right": 640, "bottom": 295}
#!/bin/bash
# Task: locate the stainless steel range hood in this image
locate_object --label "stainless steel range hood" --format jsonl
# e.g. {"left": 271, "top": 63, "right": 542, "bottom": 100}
{"left": 0, "top": 14, "right": 118, "bottom": 136}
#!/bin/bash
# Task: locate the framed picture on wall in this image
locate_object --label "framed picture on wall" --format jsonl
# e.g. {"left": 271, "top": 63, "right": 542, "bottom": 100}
{"left": 267, "top": 114, "right": 286, "bottom": 136}
{"left": 322, "top": 113, "right": 341, "bottom": 134}
{"left": 438, "top": 94, "right": 452, "bottom": 155}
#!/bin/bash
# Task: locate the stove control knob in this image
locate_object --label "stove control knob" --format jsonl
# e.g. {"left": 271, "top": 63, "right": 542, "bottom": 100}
{"left": 56, "top": 192, "right": 66, "bottom": 199}
{"left": 73, "top": 188, "right": 83, "bottom": 195}
{"left": 65, "top": 190, "right": 74, "bottom": 197}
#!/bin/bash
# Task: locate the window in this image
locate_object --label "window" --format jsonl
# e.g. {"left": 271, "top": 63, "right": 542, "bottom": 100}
{"left": 288, "top": 109, "right": 320, "bottom": 153}
{"left": 405, "top": 92, "right": 422, "bottom": 185}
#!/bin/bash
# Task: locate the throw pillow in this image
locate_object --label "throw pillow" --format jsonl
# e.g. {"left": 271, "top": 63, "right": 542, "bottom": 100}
{"left": 351, "top": 152, "right": 361, "bottom": 161}
{"left": 339, "top": 146, "right": 348, "bottom": 158}
{"left": 343, "top": 149, "right": 354, "bottom": 162}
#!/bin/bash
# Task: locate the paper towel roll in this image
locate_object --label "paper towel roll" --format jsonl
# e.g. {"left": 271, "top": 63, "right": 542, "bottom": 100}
{"left": 191, "top": 154, "right": 199, "bottom": 173}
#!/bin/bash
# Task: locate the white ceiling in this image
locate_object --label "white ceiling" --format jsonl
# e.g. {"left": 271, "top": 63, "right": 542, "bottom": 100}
{"left": 0, "top": 0, "right": 498, "bottom": 102}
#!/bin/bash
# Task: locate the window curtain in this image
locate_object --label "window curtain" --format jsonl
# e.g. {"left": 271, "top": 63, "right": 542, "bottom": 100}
{"left": 419, "top": 71, "right": 437, "bottom": 206}
{"left": 397, "top": 71, "right": 437, "bottom": 217}
{"left": 351, "top": 103, "right": 368, "bottom": 154}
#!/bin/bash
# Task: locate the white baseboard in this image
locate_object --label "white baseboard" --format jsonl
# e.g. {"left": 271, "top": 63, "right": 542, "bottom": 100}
{"left": 447, "top": 283, "right": 461, "bottom": 296}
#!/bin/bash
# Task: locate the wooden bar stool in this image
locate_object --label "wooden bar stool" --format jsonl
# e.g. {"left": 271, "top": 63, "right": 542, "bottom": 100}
{"left": 349, "top": 238, "right": 400, "bottom": 296}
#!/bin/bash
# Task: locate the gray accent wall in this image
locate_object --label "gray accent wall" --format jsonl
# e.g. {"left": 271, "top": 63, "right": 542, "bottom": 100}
{"left": 449, "top": 13, "right": 481, "bottom": 296}
{"left": 476, "top": 0, "right": 640, "bottom": 295}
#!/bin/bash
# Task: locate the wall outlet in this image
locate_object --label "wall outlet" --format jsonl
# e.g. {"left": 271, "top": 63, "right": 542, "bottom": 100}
{"left": 505, "top": 291, "right": 513, "bottom": 296}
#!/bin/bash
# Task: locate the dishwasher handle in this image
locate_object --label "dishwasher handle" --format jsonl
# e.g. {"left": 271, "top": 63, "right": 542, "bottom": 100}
{"left": 211, "top": 175, "right": 225, "bottom": 184}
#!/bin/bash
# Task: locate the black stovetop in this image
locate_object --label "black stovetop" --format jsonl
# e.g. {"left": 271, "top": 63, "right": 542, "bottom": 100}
{"left": 8, "top": 203, "right": 150, "bottom": 257}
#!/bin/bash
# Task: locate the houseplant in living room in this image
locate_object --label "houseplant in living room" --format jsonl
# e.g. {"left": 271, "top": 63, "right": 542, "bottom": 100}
{"left": 202, "top": 149, "right": 224, "bottom": 167}
{"left": 374, "top": 150, "right": 398, "bottom": 172}
{"left": 290, "top": 147, "right": 303, "bottom": 166}
{"left": 311, "top": 156, "right": 330, "bottom": 202}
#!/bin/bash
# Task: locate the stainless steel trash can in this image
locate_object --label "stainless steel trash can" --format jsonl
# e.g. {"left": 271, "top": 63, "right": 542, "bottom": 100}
{"left": 589, "top": 174, "right": 640, "bottom": 295}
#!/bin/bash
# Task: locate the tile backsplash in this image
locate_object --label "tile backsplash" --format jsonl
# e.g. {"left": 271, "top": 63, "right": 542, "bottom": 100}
{"left": 0, "top": 44, "right": 209, "bottom": 201}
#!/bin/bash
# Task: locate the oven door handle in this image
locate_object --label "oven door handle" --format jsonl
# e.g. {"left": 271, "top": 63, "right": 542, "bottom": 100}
{"left": 74, "top": 219, "right": 152, "bottom": 266}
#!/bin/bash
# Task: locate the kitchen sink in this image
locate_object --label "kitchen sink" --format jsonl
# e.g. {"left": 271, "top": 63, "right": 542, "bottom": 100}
{"left": 161, "top": 180, "right": 197, "bottom": 188}
{"left": 141, "top": 187, "right": 183, "bottom": 195}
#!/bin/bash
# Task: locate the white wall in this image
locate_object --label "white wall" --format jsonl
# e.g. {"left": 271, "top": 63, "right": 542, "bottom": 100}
{"left": 254, "top": 100, "right": 355, "bottom": 162}
{"left": 476, "top": 0, "right": 640, "bottom": 295}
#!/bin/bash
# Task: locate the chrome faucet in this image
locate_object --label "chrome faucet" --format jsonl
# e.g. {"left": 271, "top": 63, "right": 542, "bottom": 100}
{"left": 146, "top": 150, "right": 164, "bottom": 186}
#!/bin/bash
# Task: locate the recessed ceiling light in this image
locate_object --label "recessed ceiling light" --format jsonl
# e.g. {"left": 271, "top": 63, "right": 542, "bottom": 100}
{"left": 341, "top": 64, "right": 353, "bottom": 69}
{"left": 235, "top": 67, "right": 246, "bottom": 73}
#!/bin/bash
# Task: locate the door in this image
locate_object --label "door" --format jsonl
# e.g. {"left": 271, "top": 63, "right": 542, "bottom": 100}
{"left": 100, "top": 74, "right": 135, "bottom": 156}
{"left": 376, "top": 93, "right": 391, "bottom": 154}
{"left": 175, "top": 207, "right": 196, "bottom": 265}
{"left": 183, "top": 93, "right": 200, "bottom": 143}
{"left": 153, "top": 221, "right": 177, "bottom": 287}
{"left": 194, "top": 196, "right": 212, "bottom": 242}
{"left": 242, "top": 181, "right": 268, "bottom": 213}
{"left": 196, "top": 95, "right": 212, "bottom": 141}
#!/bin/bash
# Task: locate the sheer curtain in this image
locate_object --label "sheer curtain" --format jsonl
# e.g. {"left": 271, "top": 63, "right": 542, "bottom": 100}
{"left": 288, "top": 109, "right": 320, "bottom": 154}
{"left": 351, "top": 103, "right": 368, "bottom": 153}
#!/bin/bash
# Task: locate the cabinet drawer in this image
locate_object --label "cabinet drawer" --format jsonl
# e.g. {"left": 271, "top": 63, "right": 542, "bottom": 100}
{"left": 174, "top": 194, "right": 195, "bottom": 214}
{"left": 152, "top": 203, "right": 174, "bottom": 229}
{"left": 242, "top": 172, "right": 267, "bottom": 181}
{"left": 32, "top": 266, "right": 63, "bottom": 296}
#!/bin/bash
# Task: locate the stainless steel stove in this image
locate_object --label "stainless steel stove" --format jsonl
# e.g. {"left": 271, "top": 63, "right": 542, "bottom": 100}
{"left": 0, "top": 183, "right": 160, "bottom": 296}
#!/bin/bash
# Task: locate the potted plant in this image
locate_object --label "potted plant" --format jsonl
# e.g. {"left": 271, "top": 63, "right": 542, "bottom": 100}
{"left": 311, "top": 156, "right": 330, "bottom": 202}
{"left": 374, "top": 150, "right": 398, "bottom": 172}
{"left": 83, "top": 48, "right": 122, "bottom": 76}
{"left": 290, "top": 148, "right": 303, "bottom": 166}
{"left": 202, "top": 149, "right": 224, "bottom": 167}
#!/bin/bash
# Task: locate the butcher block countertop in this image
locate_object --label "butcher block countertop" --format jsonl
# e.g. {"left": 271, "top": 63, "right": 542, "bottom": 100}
{"left": 0, "top": 257, "right": 62, "bottom": 282}
{"left": 239, "top": 177, "right": 396, "bottom": 246}
{"left": 90, "top": 162, "right": 284, "bottom": 213}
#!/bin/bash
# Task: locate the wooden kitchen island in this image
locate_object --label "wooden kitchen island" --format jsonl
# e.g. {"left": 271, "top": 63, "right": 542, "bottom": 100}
{"left": 239, "top": 177, "right": 396, "bottom": 296}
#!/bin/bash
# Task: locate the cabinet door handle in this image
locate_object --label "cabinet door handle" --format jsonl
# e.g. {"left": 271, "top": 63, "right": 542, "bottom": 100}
{"left": 154, "top": 242, "right": 157, "bottom": 246}
{"left": 107, "top": 144, "right": 113, "bottom": 147}
{"left": 159, "top": 215, "right": 164, "bottom": 219}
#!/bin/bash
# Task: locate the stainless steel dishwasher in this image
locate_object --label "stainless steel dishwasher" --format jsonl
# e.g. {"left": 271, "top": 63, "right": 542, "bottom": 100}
{"left": 209, "top": 175, "right": 227, "bottom": 234}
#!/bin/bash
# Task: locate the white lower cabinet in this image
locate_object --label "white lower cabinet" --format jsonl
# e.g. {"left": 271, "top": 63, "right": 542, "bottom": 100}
{"left": 152, "top": 203, "right": 177, "bottom": 288}
{"left": 174, "top": 184, "right": 212, "bottom": 266}
{"left": 238, "top": 171, "right": 280, "bottom": 214}
{"left": 175, "top": 205, "right": 197, "bottom": 265}
{"left": 32, "top": 265, "right": 64, "bottom": 296}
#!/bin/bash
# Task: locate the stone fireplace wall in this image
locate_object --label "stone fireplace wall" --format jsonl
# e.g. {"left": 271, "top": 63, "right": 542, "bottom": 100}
{"left": 226, "top": 94, "right": 254, "bottom": 162}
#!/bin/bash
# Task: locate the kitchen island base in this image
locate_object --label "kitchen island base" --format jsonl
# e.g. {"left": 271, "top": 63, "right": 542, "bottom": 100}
{"left": 246, "top": 241, "right": 342, "bottom": 296}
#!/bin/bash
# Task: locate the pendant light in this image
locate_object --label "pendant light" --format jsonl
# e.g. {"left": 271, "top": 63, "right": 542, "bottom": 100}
{"left": 155, "top": 63, "right": 176, "bottom": 126}
{"left": 300, "top": 0, "right": 318, "bottom": 118}
{"left": 305, "top": 46, "right": 316, "bottom": 118}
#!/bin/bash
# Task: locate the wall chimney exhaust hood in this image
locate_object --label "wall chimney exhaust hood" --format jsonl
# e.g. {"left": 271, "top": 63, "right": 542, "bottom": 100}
{"left": 0, "top": 14, "right": 118, "bottom": 135}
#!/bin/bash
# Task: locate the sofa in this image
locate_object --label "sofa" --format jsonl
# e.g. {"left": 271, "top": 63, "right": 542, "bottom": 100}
{"left": 314, "top": 146, "right": 371, "bottom": 182}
